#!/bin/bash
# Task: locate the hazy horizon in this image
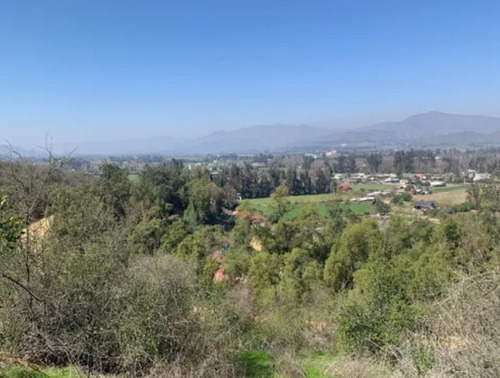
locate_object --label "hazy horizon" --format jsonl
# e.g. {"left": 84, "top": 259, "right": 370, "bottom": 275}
{"left": 2, "top": 1, "right": 500, "bottom": 146}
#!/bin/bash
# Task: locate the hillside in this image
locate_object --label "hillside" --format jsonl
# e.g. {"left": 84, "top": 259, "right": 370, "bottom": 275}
{"left": 184, "top": 124, "right": 333, "bottom": 153}
{"left": 321, "top": 111, "right": 500, "bottom": 148}
{"left": 20, "top": 111, "right": 500, "bottom": 156}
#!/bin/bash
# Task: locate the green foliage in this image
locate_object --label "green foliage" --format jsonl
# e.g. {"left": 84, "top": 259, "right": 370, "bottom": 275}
{"left": 200, "top": 255, "right": 220, "bottom": 292}
{"left": 48, "top": 184, "right": 116, "bottom": 249}
{"left": 130, "top": 163, "right": 187, "bottom": 220}
{"left": 184, "top": 178, "right": 215, "bottom": 226}
{"left": 466, "top": 183, "right": 481, "bottom": 208}
{"left": 410, "top": 345, "right": 435, "bottom": 375}
{"left": 366, "top": 152, "right": 383, "bottom": 173}
{"left": 98, "top": 163, "right": 131, "bottom": 219}
{"left": 477, "top": 181, "right": 500, "bottom": 211}
{"left": 279, "top": 248, "right": 322, "bottom": 303}
{"left": 391, "top": 192, "right": 411, "bottom": 205}
{"left": 407, "top": 245, "right": 455, "bottom": 301}
{"left": 382, "top": 215, "right": 434, "bottom": 258}
{"left": 248, "top": 251, "right": 282, "bottom": 303}
{"left": 255, "top": 220, "right": 299, "bottom": 254}
{"left": 2, "top": 156, "right": 499, "bottom": 376}
{"left": 232, "top": 217, "right": 252, "bottom": 246}
{"left": 160, "top": 219, "right": 187, "bottom": 253}
{"left": 0, "top": 365, "right": 81, "bottom": 378}
{"left": 324, "top": 219, "right": 381, "bottom": 291}
{"left": 224, "top": 246, "right": 251, "bottom": 283}
{"left": 269, "top": 185, "right": 292, "bottom": 222}
{"left": 175, "top": 225, "right": 225, "bottom": 262}
{"left": 0, "top": 195, "right": 24, "bottom": 252}
{"left": 451, "top": 202, "right": 473, "bottom": 213}
{"left": 130, "top": 217, "right": 165, "bottom": 254}
{"left": 374, "top": 200, "right": 390, "bottom": 214}
{"left": 237, "top": 350, "right": 273, "bottom": 378}
{"left": 337, "top": 264, "right": 420, "bottom": 354}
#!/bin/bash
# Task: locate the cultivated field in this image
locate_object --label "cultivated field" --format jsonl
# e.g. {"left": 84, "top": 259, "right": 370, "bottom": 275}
{"left": 241, "top": 183, "right": 393, "bottom": 219}
{"left": 243, "top": 183, "right": 470, "bottom": 218}
{"left": 432, "top": 184, "right": 467, "bottom": 193}
{"left": 413, "top": 188, "right": 467, "bottom": 207}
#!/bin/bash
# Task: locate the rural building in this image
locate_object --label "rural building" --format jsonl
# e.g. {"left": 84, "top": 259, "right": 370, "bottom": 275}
{"left": 429, "top": 181, "right": 446, "bottom": 187}
{"left": 413, "top": 201, "right": 436, "bottom": 211}
{"left": 473, "top": 173, "right": 491, "bottom": 182}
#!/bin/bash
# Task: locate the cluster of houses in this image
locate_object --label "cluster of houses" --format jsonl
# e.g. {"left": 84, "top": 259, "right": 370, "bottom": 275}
{"left": 334, "top": 172, "right": 454, "bottom": 213}
{"left": 334, "top": 172, "right": 448, "bottom": 187}
{"left": 350, "top": 190, "right": 391, "bottom": 204}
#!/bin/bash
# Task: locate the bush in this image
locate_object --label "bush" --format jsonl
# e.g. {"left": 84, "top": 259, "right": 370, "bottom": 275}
{"left": 0, "top": 238, "right": 238, "bottom": 376}
{"left": 451, "top": 202, "right": 473, "bottom": 213}
{"left": 336, "top": 260, "right": 420, "bottom": 355}
{"left": 396, "top": 270, "right": 500, "bottom": 377}
{"left": 337, "top": 291, "right": 418, "bottom": 355}
{"left": 374, "top": 200, "right": 390, "bottom": 215}
{"left": 392, "top": 193, "right": 412, "bottom": 205}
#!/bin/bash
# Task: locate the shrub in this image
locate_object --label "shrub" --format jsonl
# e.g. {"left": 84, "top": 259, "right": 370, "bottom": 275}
{"left": 396, "top": 270, "right": 500, "bottom": 377}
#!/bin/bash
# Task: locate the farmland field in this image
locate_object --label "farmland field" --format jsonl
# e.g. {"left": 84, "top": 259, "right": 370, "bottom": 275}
{"left": 243, "top": 201, "right": 371, "bottom": 220}
{"left": 242, "top": 188, "right": 375, "bottom": 219}
{"left": 413, "top": 189, "right": 467, "bottom": 207}
{"left": 431, "top": 184, "right": 467, "bottom": 193}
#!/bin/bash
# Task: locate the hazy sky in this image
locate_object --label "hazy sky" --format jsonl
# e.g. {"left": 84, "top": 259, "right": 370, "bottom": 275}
{"left": 2, "top": 0, "right": 500, "bottom": 145}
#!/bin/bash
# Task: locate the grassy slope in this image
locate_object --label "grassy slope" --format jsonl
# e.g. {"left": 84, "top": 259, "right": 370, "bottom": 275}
{"left": 238, "top": 350, "right": 391, "bottom": 378}
{"left": 0, "top": 365, "right": 82, "bottom": 378}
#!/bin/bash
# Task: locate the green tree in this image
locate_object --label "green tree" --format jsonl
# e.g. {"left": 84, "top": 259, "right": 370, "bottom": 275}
{"left": 338, "top": 260, "right": 419, "bottom": 353}
{"left": 279, "top": 248, "right": 322, "bottom": 303}
{"left": 184, "top": 179, "right": 225, "bottom": 227}
{"left": 98, "top": 163, "right": 131, "bottom": 219}
{"left": 324, "top": 219, "right": 381, "bottom": 291}
{"left": 366, "top": 152, "right": 383, "bottom": 173}
{"left": 269, "top": 185, "right": 291, "bottom": 222}
{"left": 374, "top": 200, "right": 391, "bottom": 214}
{"left": 224, "top": 245, "right": 251, "bottom": 284}
{"left": 161, "top": 220, "right": 188, "bottom": 253}
{"left": 248, "top": 251, "right": 282, "bottom": 302}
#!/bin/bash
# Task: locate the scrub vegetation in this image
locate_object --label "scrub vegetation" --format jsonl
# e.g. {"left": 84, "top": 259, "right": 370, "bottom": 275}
{"left": 0, "top": 153, "right": 499, "bottom": 377}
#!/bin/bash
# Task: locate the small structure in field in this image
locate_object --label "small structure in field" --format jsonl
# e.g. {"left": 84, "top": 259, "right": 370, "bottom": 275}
{"left": 413, "top": 201, "right": 436, "bottom": 211}
{"left": 339, "top": 184, "right": 352, "bottom": 192}
{"left": 430, "top": 181, "right": 446, "bottom": 187}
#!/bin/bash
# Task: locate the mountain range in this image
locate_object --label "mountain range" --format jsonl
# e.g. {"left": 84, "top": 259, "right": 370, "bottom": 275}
{"left": 8, "top": 111, "right": 500, "bottom": 156}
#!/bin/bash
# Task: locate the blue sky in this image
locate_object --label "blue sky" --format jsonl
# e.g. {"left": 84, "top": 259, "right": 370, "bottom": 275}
{"left": 1, "top": 0, "right": 500, "bottom": 144}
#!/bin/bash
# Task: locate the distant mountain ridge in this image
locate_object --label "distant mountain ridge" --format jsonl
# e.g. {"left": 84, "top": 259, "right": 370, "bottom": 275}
{"left": 185, "top": 124, "right": 333, "bottom": 153}
{"left": 359, "top": 111, "right": 500, "bottom": 134}
{"left": 9, "top": 112, "right": 500, "bottom": 156}
{"left": 173, "top": 111, "right": 500, "bottom": 153}
{"left": 321, "top": 111, "right": 500, "bottom": 148}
